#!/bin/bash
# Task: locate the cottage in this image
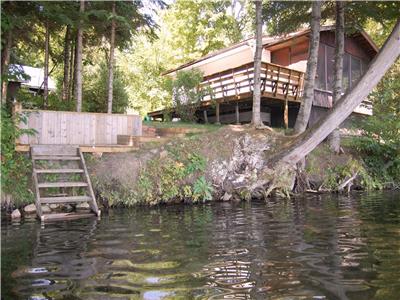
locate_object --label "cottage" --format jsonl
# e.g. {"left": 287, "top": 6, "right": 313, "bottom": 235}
{"left": 149, "top": 26, "right": 378, "bottom": 128}
{"left": 6, "top": 65, "right": 56, "bottom": 101}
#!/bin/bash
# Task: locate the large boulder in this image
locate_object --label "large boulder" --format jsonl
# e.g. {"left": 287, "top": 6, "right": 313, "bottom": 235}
{"left": 41, "top": 205, "right": 51, "bottom": 213}
{"left": 11, "top": 209, "right": 21, "bottom": 219}
{"left": 24, "top": 204, "right": 37, "bottom": 214}
{"left": 49, "top": 204, "right": 60, "bottom": 210}
{"left": 76, "top": 202, "right": 90, "bottom": 210}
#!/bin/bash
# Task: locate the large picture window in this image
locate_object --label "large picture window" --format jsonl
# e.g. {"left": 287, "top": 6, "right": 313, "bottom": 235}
{"left": 316, "top": 43, "right": 367, "bottom": 93}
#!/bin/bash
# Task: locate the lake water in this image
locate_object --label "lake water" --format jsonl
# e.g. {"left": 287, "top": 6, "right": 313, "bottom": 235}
{"left": 2, "top": 192, "right": 400, "bottom": 300}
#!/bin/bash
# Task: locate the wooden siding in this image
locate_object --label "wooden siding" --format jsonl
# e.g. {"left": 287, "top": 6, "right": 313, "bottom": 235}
{"left": 17, "top": 109, "right": 142, "bottom": 145}
{"left": 270, "top": 40, "right": 308, "bottom": 67}
{"left": 271, "top": 47, "right": 290, "bottom": 66}
{"left": 320, "top": 31, "right": 372, "bottom": 61}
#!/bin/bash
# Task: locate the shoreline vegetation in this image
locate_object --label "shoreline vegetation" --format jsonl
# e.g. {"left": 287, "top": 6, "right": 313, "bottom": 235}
{"left": 3, "top": 122, "right": 398, "bottom": 220}
{"left": 2, "top": 1, "right": 399, "bottom": 221}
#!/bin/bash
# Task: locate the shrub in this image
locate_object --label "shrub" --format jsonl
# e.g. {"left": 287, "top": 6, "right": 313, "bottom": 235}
{"left": 1, "top": 106, "right": 36, "bottom": 207}
{"left": 351, "top": 62, "right": 400, "bottom": 185}
{"left": 164, "top": 69, "right": 209, "bottom": 122}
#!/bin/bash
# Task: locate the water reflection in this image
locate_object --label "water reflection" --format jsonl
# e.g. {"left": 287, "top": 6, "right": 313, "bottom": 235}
{"left": 1, "top": 192, "right": 400, "bottom": 299}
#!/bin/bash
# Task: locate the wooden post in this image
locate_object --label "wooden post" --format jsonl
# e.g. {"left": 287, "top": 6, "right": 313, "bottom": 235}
{"left": 235, "top": 102, "right": 240, "bottom": 124}
{"left": 284, "top": 99, "right": 289, "bottom": 129}
{"left": 12, "top": 101, "right": 22, "bottom": 116}
{"left": 203, "top": 110, "right": 208, "bottom": 123}
{"left": 215, "top": 103, "right": 220, "bottom": 124}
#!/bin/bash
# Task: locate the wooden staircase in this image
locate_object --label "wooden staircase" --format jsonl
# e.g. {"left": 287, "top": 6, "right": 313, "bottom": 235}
{"left": 31, "top": 145, "right": 101, "bottom": 222}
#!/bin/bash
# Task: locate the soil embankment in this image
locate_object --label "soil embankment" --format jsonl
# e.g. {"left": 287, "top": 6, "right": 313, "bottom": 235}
{"left": 88, "top": 125, "right": 368, "bottom": 207}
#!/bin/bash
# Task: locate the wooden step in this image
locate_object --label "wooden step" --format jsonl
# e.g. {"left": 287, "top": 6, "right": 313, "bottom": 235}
{"left": 31, "top": 145, "right": 78, "bottom": 156}
{"left": 40, "top": 196, "right": 92, "bottom": 204}
{"left": 35, "top": 169, "right": 84, "bottom": 174}
{"left": 40, "top": 212, "right": 96, "bottom": 222}
{"left": 38, "top": 181, "right": 88, "bottom": 188}
{"left": 33, "top": 156, "right": 80, "bottom": 160}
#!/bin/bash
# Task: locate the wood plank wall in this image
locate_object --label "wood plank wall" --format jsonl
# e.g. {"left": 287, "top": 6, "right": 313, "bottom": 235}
{"left": 18, "top": 109, "right": 142, "bottom": 145}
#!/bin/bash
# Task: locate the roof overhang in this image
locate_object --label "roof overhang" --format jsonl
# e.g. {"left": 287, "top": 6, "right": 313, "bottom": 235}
{"left": 163, "top": 25, "right": 379, "bottom": 76}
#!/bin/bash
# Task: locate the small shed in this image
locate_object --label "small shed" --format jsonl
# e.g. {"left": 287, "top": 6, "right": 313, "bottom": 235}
{"left": 6, "top": 65, "right": 56, "bottom": 100}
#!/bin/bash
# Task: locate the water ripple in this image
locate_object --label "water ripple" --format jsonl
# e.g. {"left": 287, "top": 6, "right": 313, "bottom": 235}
{"left": 2, "top": 192, "right": 400, "bottom": 299}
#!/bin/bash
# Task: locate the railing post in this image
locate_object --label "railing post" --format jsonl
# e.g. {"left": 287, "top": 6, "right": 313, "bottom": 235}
{"left": 274, "top": 67, "right": 281, "bottom": 97}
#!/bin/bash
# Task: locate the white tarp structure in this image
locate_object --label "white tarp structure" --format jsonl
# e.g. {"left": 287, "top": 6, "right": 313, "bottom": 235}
{"left": 10, "top": 64, "right": 56, "bottom": 91}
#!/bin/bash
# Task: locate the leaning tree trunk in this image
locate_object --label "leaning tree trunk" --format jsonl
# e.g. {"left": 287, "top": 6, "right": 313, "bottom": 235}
{"left": 293, "top": 0, "right": 322, "bottom": 134}
{"left": 1, "top": 30, "right": 12, "bottom": 103}
{"left": 75, "top": 0, "right": 84, "bottom": 112}
{"left": 218, "top": 19, "right": 400, "bottom": 199}
{"left": 328, "top": 1, "right": 345, "bottom": 153}
{"left": 251, "top": 0, "right": 263, "bottom": 127}
{"left": 279, "top": 19, "right": 400, "bottom": 165}
{"left": 107, "top": 1, "right": 116, "bottom": 114}
{"left": 43, "top": 20, "right": 50, "bottom": 108}
{"left": 62, "top": 25, "right": 71, "bottom": 102}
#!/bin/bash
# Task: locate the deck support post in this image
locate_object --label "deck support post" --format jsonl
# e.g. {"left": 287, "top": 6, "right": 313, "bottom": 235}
{"left": 203, "top": 110, "right": 208, "bottom": 123}
{"left": 284, "top": 99, "right": 289, "bottom": 129}
{"left": 215, "top": 103, "right": 220, "bottom": 124}
{"left": 235, "top": 102, "right": 240, "bottom": 124}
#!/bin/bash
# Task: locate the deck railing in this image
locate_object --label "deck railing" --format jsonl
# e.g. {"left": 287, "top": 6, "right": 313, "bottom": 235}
{"left": 199, "top": 62, "right": 305, "bottom": 103}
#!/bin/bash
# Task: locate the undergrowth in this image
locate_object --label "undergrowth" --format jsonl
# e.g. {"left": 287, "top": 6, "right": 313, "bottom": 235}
{"left": 1, "top": 106, "right": 36, "bottom": 207}
{"left": 93, "top": 147, "right": 213, "bottom": 207}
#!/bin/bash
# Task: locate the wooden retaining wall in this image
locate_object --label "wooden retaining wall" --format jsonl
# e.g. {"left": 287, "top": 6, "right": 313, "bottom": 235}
{"left": 17, "top": 108, "right": 142, "bottom": 145}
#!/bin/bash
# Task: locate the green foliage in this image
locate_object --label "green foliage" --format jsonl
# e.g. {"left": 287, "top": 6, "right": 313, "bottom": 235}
{"left": 118, "top": 35, "right": 171, "bottom": 116}
{"left": 186, "top": 153, "right": 206, "bottom": 174}
{"left": 164, "top": 69, "right": 206, "bottom": 122}
{"left": 83, "top": 62, "right": 129, "bottom": 113}
{"left": 17, "top": 89, "right": 75, "bottom": 111}
{"left": 323, "top": 158, "right": 381, "bottom": 191}
{"left": 263, "top": 1, "right": 400, "bottom": 36}
{"left": 1, "top": 106, "right": 35, "bottom": 206}
{"left": 111, "top": 148, "right": 212, "bottom": 207}
{"left": 193, "top": 176, "right": 213, "bottom": 202}
{"left": 162, "top": 0, "right": 246, "bottom": 62}
{"left": 351, "top": 61, "right": 400, "bottom": 184}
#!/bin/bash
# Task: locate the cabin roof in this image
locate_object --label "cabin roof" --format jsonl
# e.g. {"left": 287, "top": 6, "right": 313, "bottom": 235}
{"left": 163, "top": 25, "right": 379, "bottom": 76}
{"left": 9, "top": 64, "right": 56, "bottom": 91}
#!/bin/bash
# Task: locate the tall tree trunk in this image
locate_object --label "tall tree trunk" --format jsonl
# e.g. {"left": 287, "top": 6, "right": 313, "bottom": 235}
{"left": 70, "top": 38, "right": 76, "bottom": 101}
{"left": 1, "top": 30, "right": 12, "bottom": 103}
{"left": 278, "top": 19, "right": 400, "bottom": 165}
{"left": 328, "top": 1, "right": 345, "bottom": 153}
{"left": 62, "top": 25, "right": 71, "bottom": 102}
{"left": 107, "top": 1, "right": 116, "bottom": 114}
{"left": 43, "top": 21, "right": 50, "bottom": 108}
{"left": 75, "top": 0, "right": 84, "bottom": 112}
{"left": 252, "top": 0, "right": 263, "bottom": 127}
{"left": 293, "top": 1, "right": 322, "bottom": 134}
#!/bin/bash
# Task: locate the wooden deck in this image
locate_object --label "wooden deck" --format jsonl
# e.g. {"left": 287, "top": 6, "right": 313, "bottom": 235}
{"left": 149, "top": 62, "right": 304, "bottom": 119}
{"left": 17, "top": 108, "right": 142, "bottom": 146}
{"left": 16, "top": 144, "right": 139, "bottom": 153}
{"left": 14, "top": 106, "right": 142, "bottom": 153}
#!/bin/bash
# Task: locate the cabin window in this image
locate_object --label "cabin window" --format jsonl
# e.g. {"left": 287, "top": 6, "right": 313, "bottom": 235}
{"left": 316, "top": 44, "right": 326, "bottom": 90}
{"left": 342, "top": 54, "right": 350, "bottom": 91}
{"left": 351, "top": 56, "right": 361, "bottom": 86}
{"left": 316, "top": 43, "right": 367, "bottom": 93}
{"left": 326, "top": 46, "right": 335, "bottom": 91}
